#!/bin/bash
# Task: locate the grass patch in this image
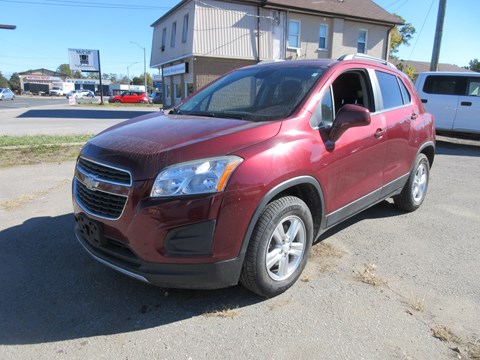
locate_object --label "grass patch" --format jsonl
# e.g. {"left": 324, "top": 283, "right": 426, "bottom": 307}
{"left": 0, "top": 134, "right": 93, "bottom": 147}
{"left": 0, "top": 135, "right": 92, "bottom": 167}
{"left": 203, "top": 307, "right": 239, "bottom": 319}
{"left": 354, "top": 263, "right": 386, "bottom": 287}
{"left": 77, "top": 102, "right": 159, "bottom": 108}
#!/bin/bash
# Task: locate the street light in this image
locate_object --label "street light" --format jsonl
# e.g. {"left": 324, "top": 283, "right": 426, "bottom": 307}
{"left": 130, "top": 41, "right": 147, "bottom": 93}
{"left": 126, "top": 62, "right": 139, "bottom": 91}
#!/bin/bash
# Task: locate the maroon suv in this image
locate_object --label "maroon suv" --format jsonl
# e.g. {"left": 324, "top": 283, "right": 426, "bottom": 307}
{"left": 73, "top": 55, "right": 435, "bottom": 297}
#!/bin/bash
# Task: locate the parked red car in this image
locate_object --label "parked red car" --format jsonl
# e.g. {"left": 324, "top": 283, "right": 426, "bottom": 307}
{"left": 108, "top": 91, "right": 149, "bottom": 104}
{"left": 73, "top": 55, "right": 435, "bottom": 297}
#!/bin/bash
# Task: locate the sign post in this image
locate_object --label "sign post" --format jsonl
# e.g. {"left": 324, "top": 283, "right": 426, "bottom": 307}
{"left": 68, "top": 48, "right": 104, "bottom": 104}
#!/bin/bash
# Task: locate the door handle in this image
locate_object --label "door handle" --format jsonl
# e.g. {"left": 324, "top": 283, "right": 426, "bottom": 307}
{"left": 421, "top": 99, "right": 428, "bottom": 103}
{"left": 374, "top": 128, "right": 385, "bottom": 139}
{"left": 461, "top": 101, "right": 472, "bottom": 106}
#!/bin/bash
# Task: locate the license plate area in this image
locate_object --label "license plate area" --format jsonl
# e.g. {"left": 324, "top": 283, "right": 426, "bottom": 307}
{"left": 76, "top": 215, "right": 107, "bottom": 248}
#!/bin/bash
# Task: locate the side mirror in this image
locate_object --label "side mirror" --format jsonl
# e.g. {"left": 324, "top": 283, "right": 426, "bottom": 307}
{"left": 328, "top": 104, "right": 371, "bottom": 142}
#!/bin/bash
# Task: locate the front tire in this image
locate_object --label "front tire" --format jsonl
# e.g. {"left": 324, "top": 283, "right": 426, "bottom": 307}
{"left": 240, "top": 196, "right": 313, "bottom": 297}
{"left": 394, "top": 153, "right": 430, "bottom": 212}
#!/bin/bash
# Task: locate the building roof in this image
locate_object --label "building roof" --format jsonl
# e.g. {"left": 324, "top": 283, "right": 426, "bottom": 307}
{"left": 394, "top": 60, "right": 474, "bottom": 74}
{"left": 152, "top": 0, "right": 402, "bottom": 27}
{"left": 18, "top": 68, "right": 67, "bottom": 77}
{"left": 263, "top": 0, "right": 402, "bottom": 25}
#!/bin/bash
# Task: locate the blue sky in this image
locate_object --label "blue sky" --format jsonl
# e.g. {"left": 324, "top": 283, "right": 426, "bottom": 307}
{"left": 0, "top": 0, "right": 478, "bottom": 78}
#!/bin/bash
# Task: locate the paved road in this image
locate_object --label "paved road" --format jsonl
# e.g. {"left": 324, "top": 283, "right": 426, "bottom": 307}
{"left": 0, "top": 95, "right": 68, "bottom": 109}
{"left": 0, "top": 103, "right": 159, "bottom": 136}
{"left": 0, "top": 138, "right": 479, "bottom": 359}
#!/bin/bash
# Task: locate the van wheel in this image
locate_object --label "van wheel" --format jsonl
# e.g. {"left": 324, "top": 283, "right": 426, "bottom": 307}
{"left": 394, "top": 153, "right": 430, "bottom": 212}
{"left": 240, "top": 196, "right": 313, "bottom": 297}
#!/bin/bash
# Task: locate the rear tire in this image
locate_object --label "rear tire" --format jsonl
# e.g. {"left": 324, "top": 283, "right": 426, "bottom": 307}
{"left": 394, "top": 153, "right": 430, "bottom": 212}
{"left": 115, "top": 100, "right": 121, "bottom": 103}
{"left": 240, "top": 196, "right": 313, "bottom": 297}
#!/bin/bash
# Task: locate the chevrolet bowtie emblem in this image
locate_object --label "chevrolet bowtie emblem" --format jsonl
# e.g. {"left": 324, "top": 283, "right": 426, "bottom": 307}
{"left": 84, "top": 174, "right": 100, "bottom": 191}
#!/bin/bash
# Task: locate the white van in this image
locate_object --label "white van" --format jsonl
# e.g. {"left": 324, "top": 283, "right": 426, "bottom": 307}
{"left": 415, "top": 72, "right": 480, "bottom": 134}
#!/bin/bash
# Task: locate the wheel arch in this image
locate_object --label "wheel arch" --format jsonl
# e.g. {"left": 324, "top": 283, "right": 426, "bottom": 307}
{"left": 419, "top": 141, "right": 435, "bottom": 168}
{"left": 239, "top": 176, "right": 325, "bottom": 260}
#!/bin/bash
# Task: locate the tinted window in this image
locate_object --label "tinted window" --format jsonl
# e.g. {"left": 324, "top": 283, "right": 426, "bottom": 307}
{"left": 467, "top": 79, "right": 480, "bottom": 96}
{"left": 398, "top": 78, "right": 411, "bottom": 104}
{"left": 423, "top": 75, "right": 467, "bottom": 95}
{"left": 375, "top": 71, "right": 404, "bottom": 110}
{"left": 178, "top": 66, "right": 325, "bottom": 121}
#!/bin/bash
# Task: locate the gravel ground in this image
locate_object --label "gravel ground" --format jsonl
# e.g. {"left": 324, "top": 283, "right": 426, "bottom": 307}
{"left": 0, "top": 137, "right": 479, "bottom": 360}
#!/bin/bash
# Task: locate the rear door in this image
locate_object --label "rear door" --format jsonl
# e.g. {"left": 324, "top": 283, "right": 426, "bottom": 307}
{"left": 418, "top": 75, "right": 462, "bottom": 131}
{"left": 453, "top": 77, "right": 480, "bottom": 133}
{"left": 372, "top": 70, "right": 415, "bottom": 192}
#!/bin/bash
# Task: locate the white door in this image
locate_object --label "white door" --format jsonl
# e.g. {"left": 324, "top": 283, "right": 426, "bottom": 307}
{"left": 453, "top": 78, "right": 480, "bottom": 132}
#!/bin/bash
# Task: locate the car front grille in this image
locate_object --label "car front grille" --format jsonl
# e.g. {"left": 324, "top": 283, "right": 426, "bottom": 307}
{"left": 74, "top": 157, "right": 132, "bottom": 220}
{"left": 77, "top": 157, "right": 131, "bottom": 185}
{"left": 75, "top": 179, "right": 128, "bottom": 219}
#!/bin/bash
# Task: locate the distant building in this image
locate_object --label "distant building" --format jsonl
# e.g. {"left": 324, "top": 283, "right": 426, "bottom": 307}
{"left": 18, "top": 68, "right": 67, "bottom": 94}
{"left": 150, "top": 0, "right": 401, "bottom": 106}
{"left": 394, "top": 60, "right": 474, "bottom": 76}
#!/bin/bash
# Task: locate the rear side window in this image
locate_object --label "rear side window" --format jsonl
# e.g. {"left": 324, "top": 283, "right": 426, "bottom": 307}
{"left": 398, "top": 78, "right": 411, "bottom": 104}
{"left": 422, "top": 75, "right": 467, "bottom": 95}
{"left": 467, "top": 79, "right": 480, "bottom": 96}
{"left": 375, "top": 71, "right": 404, "bottom": 110}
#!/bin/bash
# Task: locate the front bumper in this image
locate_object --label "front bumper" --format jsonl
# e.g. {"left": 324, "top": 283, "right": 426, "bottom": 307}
{"left": 75, "top": 223, "right": 243, "bottom": 289}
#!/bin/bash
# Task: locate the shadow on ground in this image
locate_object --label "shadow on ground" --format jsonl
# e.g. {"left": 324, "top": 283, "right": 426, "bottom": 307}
{"left": 16, "top": 109, "right": 157, "bottom": 120}
{"left": 436, "top": 139, "right": 480, "bottom": 157}
{"left": 0, "top": 214, "right": 260, "bottom": 345}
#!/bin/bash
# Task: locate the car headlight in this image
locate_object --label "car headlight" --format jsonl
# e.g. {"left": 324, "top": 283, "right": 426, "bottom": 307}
{"left": 150, "top": 156, "right": 243, "bottom": 197}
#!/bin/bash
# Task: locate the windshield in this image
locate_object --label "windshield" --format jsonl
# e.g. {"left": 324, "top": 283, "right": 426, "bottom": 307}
{"left": 177, "top": 65, "right": 326, "bottom": 121}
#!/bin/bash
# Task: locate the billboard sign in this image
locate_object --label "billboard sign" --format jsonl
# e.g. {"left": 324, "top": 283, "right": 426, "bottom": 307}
{"left": 68, "top": 49, "right": 100, "bottom": 72}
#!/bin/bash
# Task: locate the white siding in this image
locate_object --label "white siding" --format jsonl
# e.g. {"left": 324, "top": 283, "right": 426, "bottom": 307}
{"left": 332, "top": 20, "right": 388, "bottom": 59}
{"left": 193, "top": 0, "right": 259, "bottom": 59}
{"left": 285, "top": 13, "right": 333, "bottom": 60}
{"left": 150, "top": 2, "right": 195, "bottom": 68}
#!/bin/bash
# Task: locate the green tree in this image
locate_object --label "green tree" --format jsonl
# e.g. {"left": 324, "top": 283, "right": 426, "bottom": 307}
{"left": 9, "top": 72, "right": 21, "bottom": 92}
{"left": 0, "top": 72, "right": 9, "bottom": 88}
{"left": 469, "top": 59, "right": 480, "bottom": 72}
{"left": 389, "top": 14, "right": 416, "bottom": 60}
{"left": 56, "top": 64, "right": 72, "bottom": 77}
{"left": 131, "top": 76, "right": 143, "bottom": 85}
{"left": 396, "top": 63, "right": 416, "bottom": 81}
{"left": 72, "top": 70, "right": 83, "bottom": 79}
{"left": 145, "top": 72, "right": 153, "bottom": 88}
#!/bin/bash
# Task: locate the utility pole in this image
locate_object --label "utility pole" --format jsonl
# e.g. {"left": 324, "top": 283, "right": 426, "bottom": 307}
{"left": 430, "top": 0, "right": 447, "bottom": 71}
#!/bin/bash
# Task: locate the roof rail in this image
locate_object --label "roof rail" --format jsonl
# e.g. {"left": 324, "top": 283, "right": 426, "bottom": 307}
{"left": 338, "top": 54, "right": 396, "bottom": 69}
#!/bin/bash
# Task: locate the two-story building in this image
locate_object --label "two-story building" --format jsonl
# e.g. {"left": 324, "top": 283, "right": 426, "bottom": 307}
{"left": 150, "top": 0, "right": 401, "bottom": 106}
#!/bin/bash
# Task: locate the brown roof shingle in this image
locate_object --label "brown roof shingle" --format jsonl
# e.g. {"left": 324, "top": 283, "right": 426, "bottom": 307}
{"left": 263, "top": 0, "right": 402, "bottom": 25}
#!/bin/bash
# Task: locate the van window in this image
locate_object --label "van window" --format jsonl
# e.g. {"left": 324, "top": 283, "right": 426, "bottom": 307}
{"left": 375, "top": 71, "right": 404, "bottom": 110}
{"left": 423, "top": 75, "right": 466, "bottom": 95}
{"left": 467, "top": 79, "right": 480, "bottom": 96}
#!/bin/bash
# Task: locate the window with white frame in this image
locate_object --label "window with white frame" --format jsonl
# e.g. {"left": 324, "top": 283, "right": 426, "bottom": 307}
{"left": 161, "top": 28, "right": 167, "bottom": 51}
{"left": 319, "top": 24, "right": 328, "bottom": 50}
{"left": 357, "top": 29, "right": 368, "bottom": 54}
{"left": 182, "top": 14, "right": 189, "bottom": 43}
{"left": 171, "top": 22, "right": 177, "bottom": 47}
{"left": 288, "top": 20, "right": 300, "bottom": 48}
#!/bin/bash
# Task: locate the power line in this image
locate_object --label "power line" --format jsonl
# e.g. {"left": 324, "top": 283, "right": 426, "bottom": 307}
{"left": 408, "top": 0, "right": 436, "bottom": 60}
{"left": 0, "top": 0, "right": 172, "bottom": 10}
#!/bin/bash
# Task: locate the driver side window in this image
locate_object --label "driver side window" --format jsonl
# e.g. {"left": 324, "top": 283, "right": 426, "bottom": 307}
{"left": 310, "top": 70, "right": 373, "bottom": 129}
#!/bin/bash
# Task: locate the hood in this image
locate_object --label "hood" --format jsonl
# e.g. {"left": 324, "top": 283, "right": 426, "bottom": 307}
{"left": 80, "top": 112, "right": 281, "bottom": 180}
